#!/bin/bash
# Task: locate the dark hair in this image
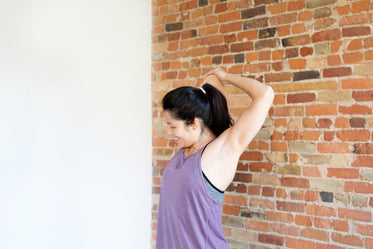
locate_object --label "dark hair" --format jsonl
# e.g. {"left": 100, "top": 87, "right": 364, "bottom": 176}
{"left": 162, "top": 83, "right": 233, "bottom": 137}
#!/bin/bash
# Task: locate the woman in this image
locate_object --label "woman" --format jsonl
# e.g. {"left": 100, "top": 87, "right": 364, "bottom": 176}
{"left": 156, "top": 68, "right": 274, "bottom": 249}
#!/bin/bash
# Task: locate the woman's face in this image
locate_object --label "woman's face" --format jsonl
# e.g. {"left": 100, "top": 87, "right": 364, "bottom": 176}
{"left": 164, "top": 111, "right": 196, "bottom": 148}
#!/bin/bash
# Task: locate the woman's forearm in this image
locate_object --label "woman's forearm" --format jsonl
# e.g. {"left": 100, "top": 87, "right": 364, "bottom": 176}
{"left": 224, "top": 73, "right": 273, "bottom": 100}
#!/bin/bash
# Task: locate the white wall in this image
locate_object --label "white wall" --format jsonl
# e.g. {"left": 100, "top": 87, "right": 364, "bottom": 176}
{"left": 0, "top": 1, "right": 151, "bottom": 249}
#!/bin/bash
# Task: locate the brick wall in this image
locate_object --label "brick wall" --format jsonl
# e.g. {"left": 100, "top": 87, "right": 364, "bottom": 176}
{"left": 151, "top": 0, "right": 373, "bottom": 248}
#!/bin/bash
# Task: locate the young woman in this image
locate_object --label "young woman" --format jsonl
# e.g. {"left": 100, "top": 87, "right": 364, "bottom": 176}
{"left": 156, "top": 68, "right": 274, "bottom": 249}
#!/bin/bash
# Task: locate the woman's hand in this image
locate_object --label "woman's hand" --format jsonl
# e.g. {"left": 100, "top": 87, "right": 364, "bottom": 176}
{"left": 204, "top": 68, "right": 229, "bottom": 85}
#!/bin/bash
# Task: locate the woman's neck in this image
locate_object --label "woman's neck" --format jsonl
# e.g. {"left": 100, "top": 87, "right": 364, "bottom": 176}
{"left": 184, "top": 130, "right": 215, "bottom": 157}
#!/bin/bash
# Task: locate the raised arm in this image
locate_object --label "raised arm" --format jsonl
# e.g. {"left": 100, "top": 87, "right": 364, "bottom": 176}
{"left": 205, "top": 68, "right": 274, "bottom": 155}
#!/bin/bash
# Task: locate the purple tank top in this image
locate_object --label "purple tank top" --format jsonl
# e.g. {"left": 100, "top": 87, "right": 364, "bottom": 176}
{"left": 156, "top": 146, "right": 229, "bottom": 249}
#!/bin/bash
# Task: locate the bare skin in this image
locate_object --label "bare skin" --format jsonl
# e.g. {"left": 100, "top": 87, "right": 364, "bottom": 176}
{"left": 165, "top": 68, "right": 274, "bottom": 191}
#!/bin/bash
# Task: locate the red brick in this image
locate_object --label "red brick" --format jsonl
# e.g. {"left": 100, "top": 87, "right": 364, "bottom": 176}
{"left": 199, "top": 25, "right": 219, "bottom": 36}
{"left": 337, "top": 130, "right": 371, "bottom": 141}
{"left": 250, "top": 162, "right": 273, "bottom": 172}
{"left": 340, "top": 13, "right": 372, "bottom": 26}
{"left": 288, "top": 93, "right": 316, "bottom": 104}
{"left": 224, "top": 194, "right": 247, "bottom": 205}
{"left": 367, "top": 238, "right": 373, "bottom": 249}
{"left": 327, "top": 168, "right": 359, "bottom": 179}
{"left": 201, "top": 35, "right": 223, "bottom": 45}
{"left": 339, "top": 104, "right": 372, "bottom": 115}
{"left": 306, "top": 205, "right": 336, "bottom": 217}
{"left": 273, "top": 223, "right": 300, "bottom": 236}
{"left": 317, "top": 143, "right": 350, "bottom": 153}
{"left": 303, "top": 167, "right": 321, "bottom": 177}
{"left": 220, "top": 21, "right": 242, "bottom": 33}
{"left": 352, "top": 156, "right": 373, "bottom": 167}
{"left": 258, "top": 233, "right": 284, "bottom": 246}
{"left": 179, "top": 0, "right": 197, "bottom": 11}
{"left": 343, "top": 52, "right": 363, "bottom": 63}
{"left": 352, "top": 0, "right": 370, "bottom": 13}
{"left": 300, "top": 47, "right": 313, "bottom": 56}
{"left": 335, "top": 5, "right": 350, "bottom": 15}
{"left": 270, "top": 13, "right": 297, "bottom": 26}
{"left": 218, "top": 11, "right": 240, "bottom": 23}
{"left": 327, "top": 55, "right": 342, "bottom": 66}
{"left": 357, "top": 224, "right": 373, "bottom": 236}
{"left": 343, "top": 26, "right": 371, "bottom": 37}
{"left": 342, "top": 78, "right": 373, "bottom": 89}
{"left": 276, "top": 201, "right": 305, "bottom": 213}
{"left": 353, "top": 90, "right": 373, "bottom": 101}
{"left": 314, "top": 217, "right": 332, "bottom": 229}
{"left": 331, "top": 233, "right": 364, "bottom": 247}
{"left": 268, "top": 2, "right": 287, "bottom": 14}
{"left": 295, "top": 214, "right": 313, "bottom": 226}
{"left": 244, "top": 63, "right": 269, "bottom": 73}
{"left": 301, "top": 228, "right": 329, "bottom": 242}
{"left": 345, "top": 181, "right": 373, "bottom": 194}
{"left": 312, "top": 29, "right": 341, "bottom": 43}
{"left": 285, "top": 131, "right": 301, "bottom": 140}
{"left": 333, "top": 220, "right": 349, "bottom": 232}
{"left": 267, "top": 211, "right": 293, "bottom": 223}
{"left": 282, "top": 177, "right": 309, "bottom": 189}
{"left": 323, "top": 67, "right": 352, "bottom": 78}
{"left": 245, "top": 220, "right": 271, "bottom": 232}
{"left": 222, "top": 204, "right": 240, "bottom": 215}
{"left": 271, "top": 142, "right": 288, "bottom": 152}
{"left": 335, "top": 117, "right": 350, "bottom": 128}
{"left": 317, "top": 118, "right": 332, "bottom": 128}
{"left": 286, "top": 237, "right": 315, "bottom": 249}
{"left": 240, "top": 151, "right": 263, "bottom": 161}
{"left": 234, "top": 173, "right": 252, "bottom": 183}
{"left": 348, "top": 39, "right": 363, "bottom": 50}
{"left": 306, "top": 104, "right": 337, "bottom": 116}
{"left": 265, "top": 72, "right": 292, "bottom": 83}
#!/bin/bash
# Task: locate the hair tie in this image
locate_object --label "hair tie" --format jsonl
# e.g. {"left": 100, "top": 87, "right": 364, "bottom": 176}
{"left": 200, "top": 87, "right": 206, "bottom": 95}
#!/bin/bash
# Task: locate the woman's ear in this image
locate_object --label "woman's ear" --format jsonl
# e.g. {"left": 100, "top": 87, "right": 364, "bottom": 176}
{"left": 191, "top": 118, "right": 200, "bottom": 130}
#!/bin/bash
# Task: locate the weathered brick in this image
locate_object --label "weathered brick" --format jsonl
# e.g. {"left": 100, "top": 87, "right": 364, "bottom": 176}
{"left": 352, "top": 156, "right": 373, "bottom": 167}
{"left": 241, "top": 6, "right": 266, "bottom": 19}
{"left": 287, "top": 93, "right": 316, "bottom": 103}
{"left": 306, "top": 0, "right": 337, "bottom": 9}
{"left": 318, "top": 91, "right": 352, "bottom": 102}
{"left": 314, "top": 7, "right": 331, "bottom": 19}
{"left": 331, "top": 233, "right": 364, "bottom": 247}
{"left": 282, "top": 35, "right": 311, "bottom": 47}
{"left": 293, "top": 71, "right": 320, "bottom": 81}
{"left": 342, "top": 78, "right": 373, "bottom": 89}
{"left": 289, "top": 141, "right": 316, "bottom": 153}
{"left": 352, "top": 90, "right": 373, "bottom": 101}
{"left": 277, "top": 201, "right": 305, "bottom": 212}
{"left": 208, "top": 44, "right": 229, "bottom": 55}
{"left": 258, "top": 233, "right": 284, "bottom": 246}
{"left": 310, "top": 179, "right": 343, "bottom": 192}
{"left": 339, "top": 104, "right": 372, "bottom": 115}
{"left": 282, "top": 177, "right": 310, "bottom": 189}
{"left": 254, "top": 0, "right": 279, "bottom": 6}
{"left": 337, "top": 130, "right": 371, "bottom": 141}
{"left": 231, "top": 42, "right": 254, "bottom": 52}
{"left": 271, "top": 81, "right": 338, "bottom": 92}
{"left": 312, "top": 29, "right": 341, "bottom": 43}
{"left": 306, "top": 204, "right": 336, "bottom": 217}
{"left": 301, "top": 228, "right": 329, "bottom": 242}
{"left": 165, "top": 22, "right": 183, "bottom": 32}
{"left": 345, "top": 181, "right": 373, "bottom": 194}
{"left": 323, "top": 67, "right": 352, "bottom": 78}
{"left": 253, "top": 174, "right": 281, "bottom": 186}
{"left": 265, "top": 72, "right": 292, "bottom": 83}
{"left": 340, "top": 13, "right": 372, "bottom": 26}
{"left": 343, "top": 26, "right": 371, "bottom": 37}
{"left": 259, "top": 28, "right": 276, "bottom": 39}
{"left": 318, "top": 143, "right": 350, "bottom": 153}
{"left": 338, "top": 208, "right": 372, "bottom": 222}
{"left": 306, "top": 104, "right": 337, "bottom": 116}
{"left": 255, "top": 38, "right": 280, "bottom": 50}
{"left": 274, "top": 164, "right": 301, "bottom": 175}
{"left": 353, "top": 143, "right": 373, "bottom": 154}
{"left": 327, "top": 168, "right": 360, "bottom": 179}
{"left": 271, "top": 13, "right": 297, "bottom": 26}
{"left": 220, "top": 21, "right": 242, "bottom": 33}
{"left": 243, "top": 17, "right": 269, "bottom": 30}
{"left": 268, "top": 2, "right": 287, "bottom": 14}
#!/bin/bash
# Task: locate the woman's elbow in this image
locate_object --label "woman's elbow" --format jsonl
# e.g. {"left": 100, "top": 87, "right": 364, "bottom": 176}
{"left": 263, "top": 85, "right": 275, "bottom": 102}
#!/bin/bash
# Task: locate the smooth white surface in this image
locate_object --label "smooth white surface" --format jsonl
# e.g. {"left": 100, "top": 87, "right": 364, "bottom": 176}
{"left": 0, "top": 1, "right": 151, "bottom": 249}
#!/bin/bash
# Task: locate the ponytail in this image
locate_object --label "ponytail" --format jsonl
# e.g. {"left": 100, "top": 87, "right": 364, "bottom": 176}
{"left": 202, "top": 83, "right": 233, "bottom": 137}
{"left": 162, "top": 83, "right": 233, "bottom": 137}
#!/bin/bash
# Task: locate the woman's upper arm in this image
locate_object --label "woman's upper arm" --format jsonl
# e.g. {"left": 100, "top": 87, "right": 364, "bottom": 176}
{"left": 224, "top": 86, "right": 274, "bottom": 155}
